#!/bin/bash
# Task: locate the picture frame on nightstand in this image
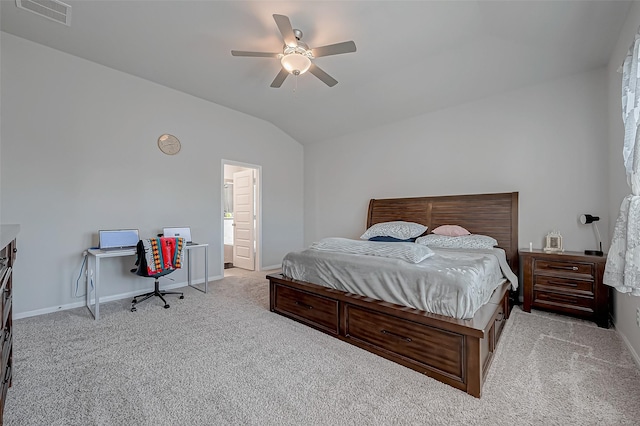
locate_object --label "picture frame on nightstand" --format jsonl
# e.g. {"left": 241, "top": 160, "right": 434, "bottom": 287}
{"left": 544, "top": 231, "right": 563, "bottom": 253}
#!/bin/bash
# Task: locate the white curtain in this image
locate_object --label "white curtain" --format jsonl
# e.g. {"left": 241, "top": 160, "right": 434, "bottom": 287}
{"left": 604, "top": 28, "right": 640, "bottom": 295}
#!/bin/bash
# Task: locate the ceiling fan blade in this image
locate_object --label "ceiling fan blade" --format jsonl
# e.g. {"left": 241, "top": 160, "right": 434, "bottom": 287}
{"left": 308, "top": 63, "right": 338, "bottom": 87}
{"left": 231, "top": 50, "right": 280, "bottom": 58}
{"left": 270, "top": 68, "right": 289, "bottom": 88}
{"left": 311, "top": 41, "right": 356, "bottom": 58}
{"left": 273, "top": 14, "right": 297, "bottom": 47}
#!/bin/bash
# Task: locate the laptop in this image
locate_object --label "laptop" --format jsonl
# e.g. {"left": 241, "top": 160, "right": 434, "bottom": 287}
{"left": 98, "top": 229, "right": 139, "bottom": 252}
{"left": 163, "top": 227, "right": 197, "bottom": 245}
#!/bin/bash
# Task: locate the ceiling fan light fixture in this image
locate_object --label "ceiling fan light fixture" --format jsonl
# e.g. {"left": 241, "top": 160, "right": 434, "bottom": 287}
{"left": 281, "top": 53, "right": 311, "bottom": 75}
{"left": 231, "top": 14, "right": 355, "bottom": 87}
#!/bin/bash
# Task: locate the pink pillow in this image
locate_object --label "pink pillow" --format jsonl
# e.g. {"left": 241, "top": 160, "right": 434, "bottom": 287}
{"left": 432, "top": 225, "right": 471, "bottom": 237}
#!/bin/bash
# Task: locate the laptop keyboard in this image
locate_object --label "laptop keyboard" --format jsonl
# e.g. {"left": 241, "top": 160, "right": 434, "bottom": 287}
{"left": 100, "top": 246, "right": 136, "bottom": 252}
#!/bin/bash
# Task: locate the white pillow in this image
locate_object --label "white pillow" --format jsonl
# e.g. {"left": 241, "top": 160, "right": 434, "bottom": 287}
{"left": 415, "top": 234, "right": 498, "bottom": 249}
{"left": 360, "top": 221, "right": 427, "bottom": 240}
{"left": 312, "top": 237, "right": 434, "bottom": 264}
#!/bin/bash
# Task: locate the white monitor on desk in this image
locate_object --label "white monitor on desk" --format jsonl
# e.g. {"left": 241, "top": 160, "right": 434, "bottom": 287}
{"left": 163, "top": 227, "right": 192, "bottom": 243}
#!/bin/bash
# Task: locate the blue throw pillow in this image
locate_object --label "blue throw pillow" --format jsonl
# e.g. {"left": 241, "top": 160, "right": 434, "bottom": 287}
{"left": 368, "top": 236, "right": 416, "bottom": 242}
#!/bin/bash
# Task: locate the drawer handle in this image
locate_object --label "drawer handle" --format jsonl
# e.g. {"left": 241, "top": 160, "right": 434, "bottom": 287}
{"left": 548, "top": 280, "right": 577, "bottom": 287}
{"left": 495, "top": 312, "right": 504, "bottom": 322}
{"left": 381, "top": 329, "right": 412, "bottom": 343}
{"left": 549, "top": 265, "right": 579, "bottom": 271}
{"left": 294, "top": 301, "right": 313, "bottom": 310}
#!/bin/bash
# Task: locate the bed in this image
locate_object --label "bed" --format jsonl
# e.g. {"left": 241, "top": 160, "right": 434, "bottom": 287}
{"left": 267, "top": 192, "right": 518, "bottom": 398}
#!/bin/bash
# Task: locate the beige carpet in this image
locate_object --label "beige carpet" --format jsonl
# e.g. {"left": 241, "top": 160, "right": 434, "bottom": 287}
{"left": 3, "top": 269, "right": 640, "bottom": 425}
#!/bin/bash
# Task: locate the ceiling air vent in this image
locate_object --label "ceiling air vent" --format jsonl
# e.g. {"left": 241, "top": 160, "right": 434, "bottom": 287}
{"left": 16, "top": 0, "right": 71, "bottom": 26}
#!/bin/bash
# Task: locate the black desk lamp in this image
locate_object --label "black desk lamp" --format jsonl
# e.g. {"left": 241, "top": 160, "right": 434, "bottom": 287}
{"left": 580, "top": 214, "right": 604, "bottom": 256}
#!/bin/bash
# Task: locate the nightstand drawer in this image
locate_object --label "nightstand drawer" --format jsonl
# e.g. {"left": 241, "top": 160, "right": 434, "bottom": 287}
{"left": 534, "top": 275, "right": 594, "bottom": 295}
{"left": 535, "top": 259, "right": 593, "bottom": 277}
{"left": 534, "top": 290, "right": 594, "bottom": 313}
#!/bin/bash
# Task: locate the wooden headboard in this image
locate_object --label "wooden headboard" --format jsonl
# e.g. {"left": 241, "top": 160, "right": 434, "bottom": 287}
{"left": 367, "top": 192, "right": 519, "bottom": 273}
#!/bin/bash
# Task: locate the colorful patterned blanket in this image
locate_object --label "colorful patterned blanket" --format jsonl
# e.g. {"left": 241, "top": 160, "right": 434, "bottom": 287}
{"left": 141, "top": 237, "right": 185, "bottom": 275}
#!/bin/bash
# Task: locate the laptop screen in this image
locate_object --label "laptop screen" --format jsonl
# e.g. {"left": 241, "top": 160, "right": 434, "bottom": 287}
{"left": 163, "top": 227, "right": 192, "bottom": 243}
{"left": 99, "top": 229, "right": 139, "bottom": 249}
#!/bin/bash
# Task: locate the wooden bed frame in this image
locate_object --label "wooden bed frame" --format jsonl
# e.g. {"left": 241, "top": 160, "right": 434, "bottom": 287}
{"left": 267, "top": 192, "right": 518, "bottom": 398}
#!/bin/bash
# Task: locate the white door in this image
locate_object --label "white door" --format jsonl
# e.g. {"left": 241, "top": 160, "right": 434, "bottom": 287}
{"left": 232, "top": 169, "right": 255, "bottom": 270}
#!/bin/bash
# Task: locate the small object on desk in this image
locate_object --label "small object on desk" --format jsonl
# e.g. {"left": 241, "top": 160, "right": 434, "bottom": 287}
{"left": 529, "top": 242, "right": 533, "bottom": 251}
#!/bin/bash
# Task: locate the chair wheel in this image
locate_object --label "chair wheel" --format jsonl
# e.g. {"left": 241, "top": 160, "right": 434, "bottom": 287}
{"left": 131, "top": 307, "right": 136, "bottom": 312}
{"left": 164, "top": 304, "right": 170, "bottom": 309}
{"left": 179, "top": 295, "right": 184, "bottom": 299}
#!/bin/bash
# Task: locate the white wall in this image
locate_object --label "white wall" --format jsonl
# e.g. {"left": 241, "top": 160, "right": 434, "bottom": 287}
{"left": 606, "top": 1, "right": 640, "bottom": 364}
{"left": 305, "top": 69, "right": 609, "bottom": 256}
{"left": 0, "top": 33, "right": 304, "bottom": 316}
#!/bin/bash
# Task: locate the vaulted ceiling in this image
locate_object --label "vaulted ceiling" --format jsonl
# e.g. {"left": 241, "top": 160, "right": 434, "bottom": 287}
{"left": 0, "top": 1, "right": 632, "bottom": 145}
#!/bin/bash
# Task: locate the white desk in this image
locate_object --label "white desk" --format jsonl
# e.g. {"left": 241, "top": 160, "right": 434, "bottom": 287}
{"left": 86, "top": 243, "right": 209, "bottom": 320}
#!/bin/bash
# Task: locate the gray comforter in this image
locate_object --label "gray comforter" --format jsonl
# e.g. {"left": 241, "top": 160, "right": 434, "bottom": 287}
{"left": 281, "top": 244, "right": 518, "bottom": 320}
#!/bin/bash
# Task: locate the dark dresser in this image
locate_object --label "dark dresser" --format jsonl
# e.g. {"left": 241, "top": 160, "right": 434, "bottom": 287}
{"left": 0, "top": 225, "right": 18, "bottom": 424}
{"left": 520, "top": 249, "right": 609, "bottom": 328}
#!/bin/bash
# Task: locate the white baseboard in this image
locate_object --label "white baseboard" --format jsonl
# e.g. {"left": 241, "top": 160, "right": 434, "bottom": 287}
{"left": 15, "top": 301, "right": 88, "bottom": 319}
{"left": 614, "top": 323, "right": 640, "bottom": 369}
{"left": 14, "top": 275, "right": 222, "bottom": 320}
{"left": 261, "top": 264, "right": 281, "bottom": 271}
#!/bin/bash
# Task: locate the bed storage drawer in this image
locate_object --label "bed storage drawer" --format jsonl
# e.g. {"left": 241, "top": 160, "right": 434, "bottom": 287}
{"left": 344, "top": 304, "right": 464, "bottom": 381}
{"left": 272, "top": 283, "right": 339, "bottom": 335}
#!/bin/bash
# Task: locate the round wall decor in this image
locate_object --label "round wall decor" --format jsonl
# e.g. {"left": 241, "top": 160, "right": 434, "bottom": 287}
{"left": 157, "top": 134, "right": 181, "bottom": 155}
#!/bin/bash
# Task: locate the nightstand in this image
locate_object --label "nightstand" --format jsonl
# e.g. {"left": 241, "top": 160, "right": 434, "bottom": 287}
{"left": 519, "top": 249, "right": 610, "bottom": 328}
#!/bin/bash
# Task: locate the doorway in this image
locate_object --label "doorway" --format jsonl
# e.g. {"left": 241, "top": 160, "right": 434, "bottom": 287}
{"left": 222, "top": 160, "right": 261, "bottom": 276}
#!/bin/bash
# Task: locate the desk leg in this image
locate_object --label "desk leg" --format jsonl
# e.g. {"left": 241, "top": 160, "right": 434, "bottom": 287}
{"left": 187, "top": 246, "right": 208, "bottom": 293}
{"left": 94, "top": 257, "right": 100, "bottom": 320}
{"left": 187, "top": 248, "right": 192, "bottom": 287}
{"left": 86, "top": 255, "right": 93, "bottom": 318}
{"left": 86, "top": 254, "right": 99, "bottom": 320}
{"left": 204, "top": 245, "right": 208, "bottom": 293}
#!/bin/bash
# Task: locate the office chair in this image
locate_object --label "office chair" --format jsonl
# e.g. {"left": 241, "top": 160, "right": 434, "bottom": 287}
{"left": 130, "top": 237, "right": 185, "bottom": 312}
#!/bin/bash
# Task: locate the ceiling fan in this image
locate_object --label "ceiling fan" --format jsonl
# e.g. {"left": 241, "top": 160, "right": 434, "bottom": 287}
{"left": 231, "top": 14, "right": 356, "bottom": 88}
